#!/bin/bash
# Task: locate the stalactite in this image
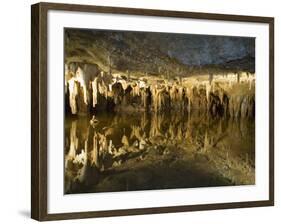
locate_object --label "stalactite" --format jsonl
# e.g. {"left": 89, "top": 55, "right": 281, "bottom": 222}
{"left": 92, "top": 77, "right": 98, "bottom": 108}
{"left": 141, "top": 88, "right": 147, "bottom": 107}
{"left": 249, "top": 79, "right": 252, "bottom": 90}
{"left": 98, "top": 80, "right": 108, "bottom": 99}
{"left": 228, "top": 80, "right": 233, "bottom": 89}
{"left": 205, "top": 82, "right": 211, "bottom": 105}
{"left": 139, "top": 80, "right": 146, "bottom": 88}
{"left": 131, "top": 83, "right": 140, "bottom": 97}
{"left": 75, "top": 67, "right": 88, "bottom": 105}
{"left": 68, "top": 78, "right": 78, "bottom": 114}
{"left": 218, "top": 89, "right": 224, "bottom": 105}
{"left": 65, "top": 64, "right": 255, "bottom": 118}
{"left": 240, "top": 96, "right": 248, "bottom": 118}
{"left": 118, "top": 79, "right": 128, "bottom": 92}
{"left": 108, "top": 83, "right": 114, "bottom": 98}
{"left": 248, "top": 75, "right": 255, "bottom": 90}
{"left": 65, "top": 64, "right": 71, "bottom": 94}
{"left": 109, "top": 83, "right": 113, "bottom": 92}
{"left": 151, "top": 86, "right": 157, "bottom": 111}
{"left": 157, "top": 90, "right": 162, "bottom": 111}
{"left": 169, "top": 85, "right": 177, "bottom": 102}
{"left": 178, "top": 86, "right": 183, "bottom": 102}
{"left": 151, "top": 85, "right": 165, "bottom": 112}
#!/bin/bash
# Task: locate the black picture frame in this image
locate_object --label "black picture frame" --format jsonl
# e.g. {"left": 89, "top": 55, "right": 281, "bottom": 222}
{"left": 31, "top": 2, "right": 274, "bottom": 221}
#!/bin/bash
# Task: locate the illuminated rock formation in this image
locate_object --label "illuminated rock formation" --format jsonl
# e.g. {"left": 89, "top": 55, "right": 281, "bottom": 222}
{"left": 64, "top": 62, "right": 255, "bottom": 119}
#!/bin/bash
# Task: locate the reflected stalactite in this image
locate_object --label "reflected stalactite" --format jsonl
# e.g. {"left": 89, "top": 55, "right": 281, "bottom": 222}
{"left": 150, "top": 113, "right": 164, "bottom": 138}
{"left": 65, "top": 111, "right": 255, "bottom": 193}
{"left": 91, "top": 133, "right": 99, "bottom": 168}
{"left": 65, "top": 110, "right": 255, "bottom": 193}
{"left": 65, "top": 120, "right": 78, "bottom": 167}
{"left": 203, "top": 131, "right": 210, "bottom": 153}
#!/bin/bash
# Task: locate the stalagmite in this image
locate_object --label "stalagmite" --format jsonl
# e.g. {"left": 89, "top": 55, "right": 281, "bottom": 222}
{"left": 73, "top": 149, "right": 87, "bottom": 164}
{"left": 121, "top": 135, "right": 129, "bottom": 146}
{"left": 108, "top": 140, "right": 114, "bottom": 154}
{"left": 98, "top": 133, "right": 108, "bottom": 154}
{"left": 139, "top": 139, "right": 146, "bottom": 150}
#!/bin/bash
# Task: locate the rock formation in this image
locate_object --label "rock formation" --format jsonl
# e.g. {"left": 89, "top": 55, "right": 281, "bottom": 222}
{"left": 65, "top": 63, "right": 255, "bottom": 119}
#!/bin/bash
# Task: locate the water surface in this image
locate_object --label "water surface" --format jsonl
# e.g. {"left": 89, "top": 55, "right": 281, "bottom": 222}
{"left": 64, "top": 112, "right": 255, "bottom": 194}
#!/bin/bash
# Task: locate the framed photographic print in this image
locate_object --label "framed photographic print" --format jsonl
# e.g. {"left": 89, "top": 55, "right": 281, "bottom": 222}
{"left": 31, "top": 2, "right": 274, "bottom": 221}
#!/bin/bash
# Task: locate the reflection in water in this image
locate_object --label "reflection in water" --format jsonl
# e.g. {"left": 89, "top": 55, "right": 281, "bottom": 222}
{"left": 64, "top": 112, "right": 255, "bottom": 194}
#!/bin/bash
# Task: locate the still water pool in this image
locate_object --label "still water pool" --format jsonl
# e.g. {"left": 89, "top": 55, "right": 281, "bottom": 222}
{"left": 64, "top": 112, "right": 255, "bottom": 194}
